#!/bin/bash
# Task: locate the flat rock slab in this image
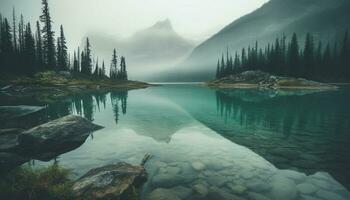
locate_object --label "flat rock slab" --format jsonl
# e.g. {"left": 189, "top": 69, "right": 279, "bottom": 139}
{"left": 18, "top": 115, "right": 103, "bottom": 152}
{"left": 73, "top": 162, "right": 148, "bottom": 200}
{"left": 0, "top": 105, "right": 45, "bottom": 121}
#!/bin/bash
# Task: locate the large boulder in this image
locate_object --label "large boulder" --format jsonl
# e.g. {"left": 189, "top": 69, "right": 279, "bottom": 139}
{"left": 73, "top": 155, "right": 151, "bottom": 200}
{"left": 17, "top": 115, "right": 103, "bottom": 154}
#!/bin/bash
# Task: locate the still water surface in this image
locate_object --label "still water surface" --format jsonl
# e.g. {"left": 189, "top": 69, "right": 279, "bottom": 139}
{"left": 23, "top": 85, "right": 350, "bottom": 199}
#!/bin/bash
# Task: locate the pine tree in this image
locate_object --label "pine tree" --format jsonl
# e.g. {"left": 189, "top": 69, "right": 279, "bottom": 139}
{"left": 226, "top": 48, "right": 231, "bottom": 74}
{"left": 40, "top": 0, "right": 56, "bottom": 69}
{"left": 120, "top": 56, "right": 128, "bottom": 80}
{"left": 73, "top": 51, "right": 79, "bottom": 73}
{"left": 229, "top": 56, "right": 233, "bottom": 75}
{"left": 315, "top": 41, "right": 323, "bottom": 79}
{"left": 35, "top": 21, "right": 43, "bottom": 70}
{"left": 77, "top": 46, "right": 80, "bottom": 72}
{"left": 303, "top": 33, "right": 314, "bottom": 78}
{"left": 18, "top": 14, "right": 24, "bottom": 54}
{"left": 0, "top": 18, "right": 13, "bottom": 73}
{"left": 233, "top": 52, "right": 240, "bottom": 74}
{"left": 110, "top": 48, "right": 118, "bottom": 79}
{"left": 215, "top": 59, "right": 220, "bottom": 79}
{"left": 56, "top": 37, "right": 61, "bottom": 70}
{"left": 0, "top": 14, "right": 3, "bottom": 73}
{"left": 241, "top": 48, "right": 247, "bottom": 69}
{"left": 101, "top": 61, "right": 106, "bottom": 77}
{"left": 322, "top": 42, "right": 331, "bottom": 78}
{"left": 23, "top": 22, "right": 36, "bottom": 75}
{"left": 341, "top": 30, "right": 349, "bottom": 79}
{"left": 12, "top": 7, "right": 17, "bottom": 52}
{"left": 94, "top": 58, "right": 99, "bottom": 77}
{"left": 288, "top": 33, "right": 299, "bottom": 77}
{"left": 57, "top": 25, "right": 68, "bottom": 70}
{"left": 220, "top": 53, "right": 225, "bottom": 77}
{"left": 83, "top": 37, "right": 92, "bottom": 74}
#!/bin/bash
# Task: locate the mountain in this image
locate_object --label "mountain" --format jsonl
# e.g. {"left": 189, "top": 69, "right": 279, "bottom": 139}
{"left": 86, "top": 19, "right": 195, "bottom": 81}
{"left": 158, "top": 0, "right": 350, "bottom": 81}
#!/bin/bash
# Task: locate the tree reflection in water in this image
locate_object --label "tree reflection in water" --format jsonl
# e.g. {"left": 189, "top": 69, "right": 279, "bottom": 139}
{"left": 214, "top": 88, "right": 350, "bottom": 188}
{"left": 46, "top": 90, "right": 128, "bottom": 124}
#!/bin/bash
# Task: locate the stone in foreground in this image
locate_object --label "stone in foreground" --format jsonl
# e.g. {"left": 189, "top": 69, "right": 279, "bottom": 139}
{"left": 18, "top": 115, "right": 103, "bottom": 153}
{"left": 73, "top": 154, "right": 151, "bottom": 200}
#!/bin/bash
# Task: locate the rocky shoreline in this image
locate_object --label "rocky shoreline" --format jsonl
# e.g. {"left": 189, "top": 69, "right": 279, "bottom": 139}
{"left": 0, "top": 106, "right": 152, "bottom": 200}
{"left": 0, "top": 114, "right": 104, "bottom": 170}
{"left": 0, "top": 71, "right": 153, "bottom": 105}
{"left": 207, "top": 71, "right": 338, "bottom": 90}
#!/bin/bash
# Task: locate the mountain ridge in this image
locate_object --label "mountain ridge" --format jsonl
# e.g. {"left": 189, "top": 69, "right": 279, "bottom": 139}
{"left": 84, "top": 19, "right": 195, "bottom": 80}
{"left": 157, "top": 0, "right": 350, "bottom": 81}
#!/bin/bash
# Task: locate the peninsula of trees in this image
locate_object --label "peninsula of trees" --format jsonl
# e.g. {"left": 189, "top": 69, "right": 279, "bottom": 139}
{"left": 216, "top": 31, "right": 350, "bottom": 82}
{"left": 0, "top": 0, "right": 128, "bottom": 82}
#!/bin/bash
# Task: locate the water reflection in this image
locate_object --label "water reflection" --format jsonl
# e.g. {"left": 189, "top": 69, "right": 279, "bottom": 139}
{"left": 213, "top": 88, "right": 350, "bottom": 188}
{"left": 148, "top": 85, "right": 350, "bottom": 189}
{"left": 2, "top": 85, "right": 350, "bottom": 199}
{"left": 46, "top": 90, "right": 128, "bottom": 124}
{"left": 0, "top": 90, "right": 129, "bottom": 171}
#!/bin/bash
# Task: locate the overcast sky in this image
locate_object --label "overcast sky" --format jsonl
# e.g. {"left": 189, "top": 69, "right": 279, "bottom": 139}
{"left": 0, "top": 0, "right": 268, "bottom": 49}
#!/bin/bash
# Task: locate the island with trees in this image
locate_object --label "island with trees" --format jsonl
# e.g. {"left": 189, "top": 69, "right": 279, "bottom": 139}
{"left": 0, "top": 0, "right": 150, "bottom": 99}
{"left": 208, "top": 31, "right": 349, "bottom": 89}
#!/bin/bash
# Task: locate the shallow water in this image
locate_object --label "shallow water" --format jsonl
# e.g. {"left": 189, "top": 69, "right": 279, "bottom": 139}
{"left": 5, "top": 85, "right": 350, "bottom": 200}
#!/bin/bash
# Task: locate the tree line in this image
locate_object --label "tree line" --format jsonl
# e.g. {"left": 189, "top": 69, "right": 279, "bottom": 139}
{"left": 0, "top": 0, "right": 128, "bottom": 81}
{"left": 216, "top": 31, "right": 350, "bottom": 81}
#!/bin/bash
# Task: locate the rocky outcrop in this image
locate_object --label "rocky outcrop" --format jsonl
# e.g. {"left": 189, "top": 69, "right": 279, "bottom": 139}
{"left": 18, "top": 115, "right": 103, "bottom": 152}
{"left": 73, "top": 154, "right": 151, "bottom": 200}
{"left": 0, "top": 115, "right": 103, "bottom": 171}
{"left": 207, "top": 71, "right": 337, "bottom": 90}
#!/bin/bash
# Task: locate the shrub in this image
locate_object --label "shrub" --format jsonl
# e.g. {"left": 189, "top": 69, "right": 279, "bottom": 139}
{"left": 0, "top": 164, "right": 74, "bottom": 200}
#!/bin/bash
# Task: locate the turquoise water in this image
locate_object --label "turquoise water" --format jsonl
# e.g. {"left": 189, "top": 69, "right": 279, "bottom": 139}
{"left": 16, "top": 85, "right": 350, "bottom": 199}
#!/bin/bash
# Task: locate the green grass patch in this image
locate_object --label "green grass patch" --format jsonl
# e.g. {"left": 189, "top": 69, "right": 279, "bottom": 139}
{"left": 0, "top": 164, "right": 74, "bottom": 200}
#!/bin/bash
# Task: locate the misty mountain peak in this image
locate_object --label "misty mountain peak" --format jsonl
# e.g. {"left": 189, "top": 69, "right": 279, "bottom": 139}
{"left": 151, "top": 18, "right": 173, "bottom": 30}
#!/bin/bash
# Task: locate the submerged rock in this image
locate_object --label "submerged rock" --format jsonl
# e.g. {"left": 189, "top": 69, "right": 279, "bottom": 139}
{"left": 316, "top": 190, "right": 347, "bottom": 200}
{"left": 248, "top": 192, "right": 270, "bottom": 200}
{"left": 73, "top": 154, "right": 151, "bottom": 200}
{"left": 148, "top": 188, "right": 181, "bottom": 200}
{"left": 227, "top": 183, "right": 247, "bottom": 194}
{"left": 193, "top": 183, "right": 209, "bottom": 197}
{"left": 297, "top": 183, "right": 318, "bottom": 194}
{"left": 270, "top": 176, "right": 297, "bottom": 200}
{"left": 18, "top": 115, "right": 103, "bottom": 153}
{"left": 191, "top": 161, "right": 205, "bottom": 171}
{"left": 208, "top": 186, "right": 244, "bottom": 200}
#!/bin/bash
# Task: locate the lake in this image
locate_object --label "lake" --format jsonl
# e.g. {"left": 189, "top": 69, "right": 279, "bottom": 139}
{"left": 3, "top": 84, "right": 350, "bottom": 200}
